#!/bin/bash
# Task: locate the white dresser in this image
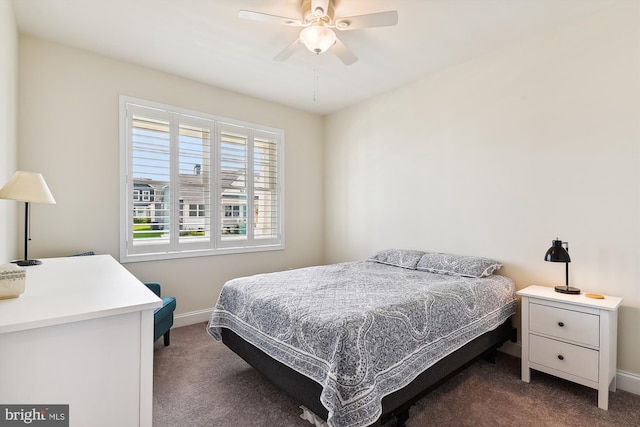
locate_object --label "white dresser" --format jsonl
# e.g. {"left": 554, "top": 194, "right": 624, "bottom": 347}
{"left": 0, "top": 255, "right": 161, "bottom": 426}
{"left": 518, "top": 285, "right": 622, "bottom": 410}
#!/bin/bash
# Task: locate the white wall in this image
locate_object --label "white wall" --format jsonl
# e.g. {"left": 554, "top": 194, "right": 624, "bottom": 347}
{"left": 17, "top": 36, "right": 325, "bottom": 317}
{"left": 0, "top": 0, "right": 18, "bottom": 262}
{"left": 325, "top": 1, "right": 640, "bottom": 375}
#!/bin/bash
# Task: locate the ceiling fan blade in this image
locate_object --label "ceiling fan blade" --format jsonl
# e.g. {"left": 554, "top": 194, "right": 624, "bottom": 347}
{"left": 332, "top": 37, "right": 358, "bottom": 66}
{"left": 274, "top": 38, "right": 303, "bottom": 62}
{"left": 238, "top": 10, "right": 302, "bottom": 26}
{"left": 334, "top": 10, "right": 398, "bottom": 30}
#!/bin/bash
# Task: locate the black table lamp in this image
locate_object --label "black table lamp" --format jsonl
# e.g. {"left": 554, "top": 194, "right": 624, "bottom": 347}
{"left": 544, "top": 238, "right": 579, "bottom": 294}
{"left": 0, "top": 171, "right": 56, "bottom": 266}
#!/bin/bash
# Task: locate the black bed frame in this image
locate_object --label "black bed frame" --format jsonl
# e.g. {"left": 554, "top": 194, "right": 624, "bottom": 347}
{"left": 221, "top": 318, "right": 516, "bottom": 427}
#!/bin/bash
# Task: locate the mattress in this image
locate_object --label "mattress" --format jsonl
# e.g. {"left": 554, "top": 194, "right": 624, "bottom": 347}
{"left": 207, "top": 260, "right": 517, "bottom": 427}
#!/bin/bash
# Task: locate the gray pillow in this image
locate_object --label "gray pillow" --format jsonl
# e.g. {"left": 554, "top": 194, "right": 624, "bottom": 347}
{"left": 416, "top": 252, "right": 502, "bottom": 278}
{"left": 367, "top": 249, "right": 426, "bottom": 270}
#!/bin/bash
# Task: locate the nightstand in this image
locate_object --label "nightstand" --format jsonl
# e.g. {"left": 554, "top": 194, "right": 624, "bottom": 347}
{"left": 517, "top": 285, "right": 622, "bottom": 410}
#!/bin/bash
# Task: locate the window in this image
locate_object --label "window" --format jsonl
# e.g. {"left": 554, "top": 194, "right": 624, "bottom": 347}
{"left": 120, "top": 97, "right": 284, "bottom": 262}
{"left": 189, "top": 204, "right": 205, "bottom": 217}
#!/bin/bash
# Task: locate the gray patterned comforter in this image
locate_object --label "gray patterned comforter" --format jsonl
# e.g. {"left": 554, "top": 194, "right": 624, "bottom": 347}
{"left": 207, "top": 261, "right": 517, "bottom": 427}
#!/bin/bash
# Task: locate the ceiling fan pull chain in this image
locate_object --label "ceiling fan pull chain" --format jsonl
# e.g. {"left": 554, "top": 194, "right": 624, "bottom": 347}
{"left": 313, "top": 67, "right": 319, "bottom": 104}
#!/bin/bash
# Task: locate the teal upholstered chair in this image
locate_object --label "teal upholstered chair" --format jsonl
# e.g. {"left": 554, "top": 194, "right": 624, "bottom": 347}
{"left": 144, "top": 282, "right": 176, "bottom": 346}
{"left": 69, "top": 252, "right": 176, "bottom": 346}
{"left": 70, "top": 251, "right": 96, "bottom": 257}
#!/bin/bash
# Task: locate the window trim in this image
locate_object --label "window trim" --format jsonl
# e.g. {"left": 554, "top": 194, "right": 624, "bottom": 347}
{"left": 119, "top": 96, "right": 285, "bottom": 263}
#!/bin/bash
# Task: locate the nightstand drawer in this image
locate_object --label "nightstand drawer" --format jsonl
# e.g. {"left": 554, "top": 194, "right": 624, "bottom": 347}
{"left": 529, "top": 303, "right": 599, "bottom": 347}
{"left": 529, "top": 334, "right": 599, "bottom": 382}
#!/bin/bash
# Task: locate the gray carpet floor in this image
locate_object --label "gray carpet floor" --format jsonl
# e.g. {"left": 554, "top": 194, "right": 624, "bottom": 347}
{"left": 153, "top": 323, "right": 640, "bottom": 426}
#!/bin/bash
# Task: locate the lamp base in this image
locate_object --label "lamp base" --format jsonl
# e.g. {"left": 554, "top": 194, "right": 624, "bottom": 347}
{"left": 555, "top": 285, "right": 580, "bottom": 295}
{"left": 13, "top": 259, "right": 42, "bottom": 267}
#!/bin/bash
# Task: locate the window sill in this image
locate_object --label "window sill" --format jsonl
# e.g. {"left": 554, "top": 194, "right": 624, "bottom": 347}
{"left": 119, "top": 244, "right": 284, "bottom": 263}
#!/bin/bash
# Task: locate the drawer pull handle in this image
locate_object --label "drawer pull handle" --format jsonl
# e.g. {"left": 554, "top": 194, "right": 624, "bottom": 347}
{"left": 558, "top": 355, "right": 564, "bottom": 361}
{"left": 558, "top": 322, "right": 565, "bottom": 327}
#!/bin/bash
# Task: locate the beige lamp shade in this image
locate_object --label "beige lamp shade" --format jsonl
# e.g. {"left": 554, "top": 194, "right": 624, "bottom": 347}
{"left": 0, "top": 171, "right": 56, "bottom": 204}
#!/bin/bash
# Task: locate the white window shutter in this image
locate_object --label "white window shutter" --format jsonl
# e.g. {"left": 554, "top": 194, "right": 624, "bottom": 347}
{"left": 120, "top": 97, "right": 283, "bottom": 262}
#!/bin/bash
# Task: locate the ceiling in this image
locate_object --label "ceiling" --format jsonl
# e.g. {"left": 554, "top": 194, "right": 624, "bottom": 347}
{"left": 10, "top": 0, "right": 617, "bottom": 115}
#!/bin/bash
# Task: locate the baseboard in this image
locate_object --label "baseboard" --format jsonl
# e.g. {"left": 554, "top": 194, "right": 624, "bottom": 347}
{"left": 174, "top": 308, "right": 213, "bottom": 328}
{"left": 617, "top": 370, "right": 640, "bottom": 396}
{"left": 497, "top": 341, "right": 640, "bottom": 396}
{"left": 498, "top": 340, "right": 521, "bottom": 358}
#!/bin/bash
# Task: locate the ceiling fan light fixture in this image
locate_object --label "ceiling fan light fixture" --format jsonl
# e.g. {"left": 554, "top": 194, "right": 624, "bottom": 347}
{"left": 299, "top": 24, "right": 336, "bottom": 54}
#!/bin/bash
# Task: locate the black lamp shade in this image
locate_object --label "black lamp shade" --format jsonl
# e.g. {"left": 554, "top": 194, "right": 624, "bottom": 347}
{"left": 544, "top": 239, "right": 571, "bottom": 263}
{"left": 544, "top": 238, "right": 579, "bottom": 294}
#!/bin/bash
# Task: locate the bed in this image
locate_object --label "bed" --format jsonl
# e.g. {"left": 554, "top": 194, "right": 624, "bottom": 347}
{"left": 207, "top": 249, "right": 517, "bottom": 427}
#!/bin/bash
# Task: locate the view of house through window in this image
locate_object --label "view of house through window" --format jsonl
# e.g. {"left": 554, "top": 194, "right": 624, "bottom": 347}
{"left": 120, "top": 97, "right": 283, "bottom": 262}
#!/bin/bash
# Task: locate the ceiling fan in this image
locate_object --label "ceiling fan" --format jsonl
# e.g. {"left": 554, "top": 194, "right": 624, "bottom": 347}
{"left": 238, "top": 0, "right": 398, "bottom": 65}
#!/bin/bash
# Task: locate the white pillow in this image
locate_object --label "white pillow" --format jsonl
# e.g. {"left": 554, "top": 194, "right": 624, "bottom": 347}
{"left": 416, "top": 252, "right": 502, "bottom": 278}
{"left": 367, "top": 249, "right": 426, "bottom": 270}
